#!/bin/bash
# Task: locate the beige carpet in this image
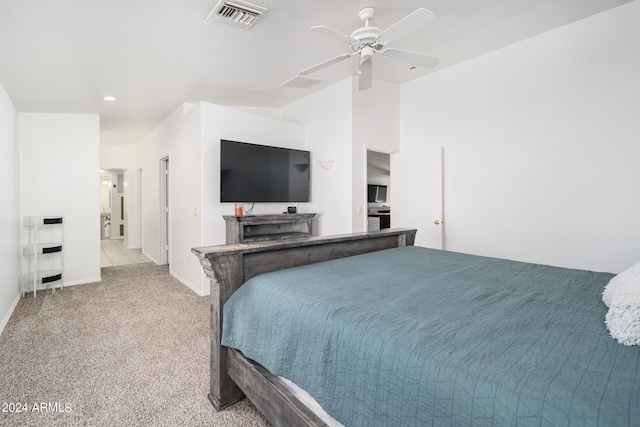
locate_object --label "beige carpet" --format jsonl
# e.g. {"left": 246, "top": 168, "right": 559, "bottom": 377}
{"left": 0, "top": 263, "right": 270, "bottom": 426}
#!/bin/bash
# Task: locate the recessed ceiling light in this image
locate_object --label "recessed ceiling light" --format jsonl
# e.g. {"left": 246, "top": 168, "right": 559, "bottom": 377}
{"left": 102, "top": 96, "right": 117, "bottom": 102}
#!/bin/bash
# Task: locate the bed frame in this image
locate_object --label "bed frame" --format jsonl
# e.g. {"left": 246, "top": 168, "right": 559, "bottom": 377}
{"left": 192, "top": 228, "right": 417, "bottom": 426}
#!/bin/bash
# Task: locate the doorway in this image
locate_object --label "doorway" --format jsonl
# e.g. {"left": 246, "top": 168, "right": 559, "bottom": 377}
{"left": 100, "top": 169, "right": 125, "bottom": 240}
{"left": 99, "top": 168, "right": 150, "bottom": 268}
{"left": 366, "top": 150, "right": 391, "bottom": 232}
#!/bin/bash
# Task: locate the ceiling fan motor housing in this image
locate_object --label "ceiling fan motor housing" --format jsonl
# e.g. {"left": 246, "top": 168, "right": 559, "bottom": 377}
{"left": 350, "top": 26, "right": 384, "bottom": 52}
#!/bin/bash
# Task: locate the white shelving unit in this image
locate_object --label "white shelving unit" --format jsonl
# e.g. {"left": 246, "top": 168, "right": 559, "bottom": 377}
{"left": 22, "top": 216, "right": 64, "bottom": 297}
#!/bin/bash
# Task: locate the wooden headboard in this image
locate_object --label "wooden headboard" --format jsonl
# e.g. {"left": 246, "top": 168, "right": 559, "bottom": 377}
{"left": 192, "top": 228, "right": 417, "bottom": 417}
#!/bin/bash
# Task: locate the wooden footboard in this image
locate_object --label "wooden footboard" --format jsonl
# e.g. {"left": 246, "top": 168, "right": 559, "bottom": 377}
{"left": 192, "top": 228, "right": 417, "bottom": 424}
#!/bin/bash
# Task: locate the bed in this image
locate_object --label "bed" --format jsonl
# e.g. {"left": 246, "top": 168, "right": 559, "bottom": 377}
{"left": 192, "top": 229, "right": 640, "bottom": 426}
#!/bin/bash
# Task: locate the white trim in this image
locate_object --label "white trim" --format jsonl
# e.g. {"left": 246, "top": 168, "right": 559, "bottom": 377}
{"left": 137, "top": 168, "right": 143, "bottom": 250}
{"left": 0, "top": 293, "right": 21, "bottom": 336}
{"left": 159, "top": 157, "right": 169, "bottom": 266}
{"left": 170, "top": 268, "right": 206, "bottom": 296}
{"left": 141, "top": 250, "right": 161, "bottom": 265}
{"left": 62, "top": 277, "right": 102, "bottom": 287}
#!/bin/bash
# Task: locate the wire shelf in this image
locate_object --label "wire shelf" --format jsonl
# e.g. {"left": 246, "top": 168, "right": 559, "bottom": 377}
{"left": 22, "top": 243, "right": 63, "bottom": 256}
{"left": 22, "top": 216, "right": 63, "bottom": 227}
{"left": 22, "top": 270, "right": 63, "bottom": 285}
{"left": 22, "top": 215, "right": 64, "bottom": 297}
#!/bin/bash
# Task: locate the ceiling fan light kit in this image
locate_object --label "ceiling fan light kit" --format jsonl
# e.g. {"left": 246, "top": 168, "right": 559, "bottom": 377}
{"left": 282, "top": 7, "right": 440, "bottom": 91}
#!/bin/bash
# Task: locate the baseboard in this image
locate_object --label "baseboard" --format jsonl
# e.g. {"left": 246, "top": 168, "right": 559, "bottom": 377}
{"left": 141, "top": 250, "right": 159, "bottom": 265}
{"left": 63, "top": 277, "right": 102, "bottom": 287}
{"left": 0, "top": 292, "right": 21, "bottom": 336}
{"left": 170, "top": 269, "right": 206, "bottom": 296}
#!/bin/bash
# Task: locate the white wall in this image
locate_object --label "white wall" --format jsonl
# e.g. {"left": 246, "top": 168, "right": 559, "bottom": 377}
{"left": 227, "top": 105, "right": 284, "bottom": 120}
{"left": 166, "top": 103, "right": 203, "bottom": 293}
{"left": 281, "top": 77, "right": 401, "bottom": 235}
{"left": 138, "top": 82, "right": 401, "bottom": 295}
{"left": 282, "top": 78, "right": 354, "bottom": 236}
{"left": 100, "top": 144, "right": 139, "bottom": 248}
{"left": 0, "top": 82, "right": 21, "bottom": 335}
{"left": 353, "top": 80, "right": 400, "bottom": 231}
{"left": 200, "top": 103, "right": 307, "bottom": 255}
{"left": 19, "top": 113, "right": 101, "bottom": 285}
{"left": 138, "top": 123, "right": 170, "bottom": 265}
{"left": 138, "top": 102, "right": 201, "bottom": 289}
{"left": 138, "top": 102, "right": 306, "bottom": 295}
{"left": 399, "top": 1, "right": 640, "bottom": 273}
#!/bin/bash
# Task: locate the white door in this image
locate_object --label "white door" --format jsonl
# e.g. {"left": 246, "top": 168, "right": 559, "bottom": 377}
{"left": 391, "top": 146, "right": 444, "bottom": 249}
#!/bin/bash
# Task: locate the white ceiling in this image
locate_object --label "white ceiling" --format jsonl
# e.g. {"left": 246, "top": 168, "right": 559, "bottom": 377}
{"left": 0, "top": 0, "right": 632, "bottom": 145}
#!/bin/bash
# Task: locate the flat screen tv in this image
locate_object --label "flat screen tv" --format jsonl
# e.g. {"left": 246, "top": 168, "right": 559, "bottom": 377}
{"left": 220, "top": 140, "right": 310, "bottom": 203}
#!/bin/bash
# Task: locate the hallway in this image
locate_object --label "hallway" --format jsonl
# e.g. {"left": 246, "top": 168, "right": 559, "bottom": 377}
{"left": 100, "top": 239, "right": 150, "bottom": 267}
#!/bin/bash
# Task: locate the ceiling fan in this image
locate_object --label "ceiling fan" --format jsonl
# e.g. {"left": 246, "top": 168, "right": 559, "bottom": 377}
{"left": 281, "top": 7, "right": 440, "bottom": 91}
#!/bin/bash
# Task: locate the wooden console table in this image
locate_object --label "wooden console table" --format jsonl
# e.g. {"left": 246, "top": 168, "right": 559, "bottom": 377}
{"left": 223, "top": 213, "right": 316, "bottom": 244}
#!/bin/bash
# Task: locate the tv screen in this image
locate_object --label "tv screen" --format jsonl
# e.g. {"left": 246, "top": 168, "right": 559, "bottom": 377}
{"left": 367, "top": 184, "right": 387, "bottom": 203}
{"left": 376, "top": 185, "right": 387, "bottom": 203}
{"left": 220, "top": 140, "right": 310, "bottom": 203}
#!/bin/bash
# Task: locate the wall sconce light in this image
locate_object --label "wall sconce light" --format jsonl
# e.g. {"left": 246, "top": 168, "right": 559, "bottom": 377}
{"left": 318, "top": 160, "right": 335, "bottom": 170}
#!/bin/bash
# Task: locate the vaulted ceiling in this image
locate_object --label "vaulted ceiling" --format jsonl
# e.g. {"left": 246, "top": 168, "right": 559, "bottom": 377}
{"left": 0, "top": 0, "right": 632, "bottom": 145}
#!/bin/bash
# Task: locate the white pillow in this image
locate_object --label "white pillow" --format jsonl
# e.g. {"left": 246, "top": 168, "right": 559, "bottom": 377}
{"left": 603, "top": 262, "right": 640, "bottom": 346}
{"left": 606, "top": 304, "right": 640, "bottom": 346}
{"left": 602, "top": 261, "right": 640, "bottom": 307}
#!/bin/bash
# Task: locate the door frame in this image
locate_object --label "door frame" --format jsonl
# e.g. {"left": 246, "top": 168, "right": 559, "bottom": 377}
{"left": 364, "top": 147, "right": 393, "bottom": 231}
{"left": 137, "top": 168, "right": 143, "bottom": 250}
{"left": 159, "top": 157, "right": 169, "bottom": 265}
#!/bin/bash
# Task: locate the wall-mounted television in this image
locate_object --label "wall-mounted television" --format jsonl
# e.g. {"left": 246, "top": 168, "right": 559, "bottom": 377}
{"left": 368, "top": 184, "right": 387, "bottom": 203}
{"left": 220, "top": 140, "right": 310, "bottom": 203}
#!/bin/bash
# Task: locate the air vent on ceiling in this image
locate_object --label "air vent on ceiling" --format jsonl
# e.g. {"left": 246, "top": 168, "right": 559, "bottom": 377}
{"left": 207, "top": 0, "right": 268, "bottom": 28}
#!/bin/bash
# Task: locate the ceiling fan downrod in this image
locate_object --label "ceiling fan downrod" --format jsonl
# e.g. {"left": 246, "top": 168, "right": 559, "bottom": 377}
{"left": 359, "top": 6, "right": 375, "bottom": 26}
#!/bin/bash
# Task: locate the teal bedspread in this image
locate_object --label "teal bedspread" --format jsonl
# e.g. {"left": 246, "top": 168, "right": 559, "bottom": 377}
{"left": 222, "top": 246, "right": 640, "bottom": 426}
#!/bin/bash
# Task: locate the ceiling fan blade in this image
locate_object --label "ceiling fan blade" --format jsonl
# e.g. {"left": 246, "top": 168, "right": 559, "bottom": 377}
{"left": 280, "top": 75, "right": 323, "bottom": 89}
{"left": 310, "top": 25, "right": 357, "bottom": 45}
{"left": 299, "top": 53, "right": 354, "bottom": 76}
{"left": 378, "top": 8, "right": 435, "bottom": 44}
{"left": 381, "top": 48, "right": 440, "bottom": 69}
{"left": 358, "top": 60, "right": 372, "bottom": 91}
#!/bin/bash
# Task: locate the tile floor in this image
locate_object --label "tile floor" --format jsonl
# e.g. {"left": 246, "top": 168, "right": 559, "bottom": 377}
{"left": 100, "top": 238, "right": 151, "bottom": 267}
